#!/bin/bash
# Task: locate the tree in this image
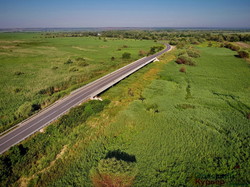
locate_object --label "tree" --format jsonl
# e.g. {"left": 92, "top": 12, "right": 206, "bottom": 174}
{"left": 122, "top": 52, "right": 131, "bottom": 59}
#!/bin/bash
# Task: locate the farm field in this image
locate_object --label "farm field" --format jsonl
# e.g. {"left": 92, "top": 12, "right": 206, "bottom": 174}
{"left": 0, "top": 33, "right": 155, "bottom": 133}
{"left": 1, "top": 44, "right": 249, "bottom": 186}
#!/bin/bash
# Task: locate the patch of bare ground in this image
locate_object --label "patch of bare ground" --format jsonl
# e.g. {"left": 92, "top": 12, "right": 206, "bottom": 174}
{"left": 18, "top": 145, "right": 68, "bottom": 187}
{"left": 235, "top": 42, "right": 250, "bottom": 48}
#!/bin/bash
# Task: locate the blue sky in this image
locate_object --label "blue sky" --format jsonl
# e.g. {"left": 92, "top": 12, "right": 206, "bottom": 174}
{"left": 0, "top": 0, "right": 250, "bottom": 28}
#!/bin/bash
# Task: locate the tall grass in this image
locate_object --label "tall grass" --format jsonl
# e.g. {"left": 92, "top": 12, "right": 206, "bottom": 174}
{"left": 1, "top": 45, "right": 249, "bottom": 186}
{"left": 0, "top": 33, "right": 155, "bottom": 133}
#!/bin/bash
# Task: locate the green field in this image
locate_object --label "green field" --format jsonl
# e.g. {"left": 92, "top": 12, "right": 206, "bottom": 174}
{"left": 0, "top": 33, "right": 155, "bottom": 132}
{"left": 34, "top": 46, "right": 249, "bottom": 186}
{"left": 107, "top": 46, "right": 250, "bottom": 186}
{"left": 0, "top": 36, "right": 249, "bottom": 186}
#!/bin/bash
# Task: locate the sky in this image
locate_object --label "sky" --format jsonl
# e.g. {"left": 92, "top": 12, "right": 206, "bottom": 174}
{"left": 0, "top": 0, "right": 250, "bottom": 28}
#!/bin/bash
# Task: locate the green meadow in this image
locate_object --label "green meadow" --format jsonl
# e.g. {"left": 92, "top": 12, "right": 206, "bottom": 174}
{"left": 0, "top": 34, "right": 249, "bottom": 186}
{"left": 0, "top": 33, "right": 155, "bottom": 132}
{"left": 38, "top": 46, "right": 249, "bottom": 186}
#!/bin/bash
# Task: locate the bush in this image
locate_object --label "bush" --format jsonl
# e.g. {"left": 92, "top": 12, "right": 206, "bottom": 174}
{"left": 122, "top": 52, "right": 131, "bottom": 59}
{"left": 176, "top": 55, "right": 196, "bottom": 66}
{"left": 179, "top": 67, "right": 186, "bottom": 73}
{"left": 15, "top": 102, "right": 32, "bottom": 118}
{"left": 176, "top": 42, "right": 186, "bottom": 49}
{"left": 177, "top": 50, "right": 186, "bottom": 56}
{"left": 148, "top": 46, "right": 164, "bottom": 55}
{"left": 225, "top": 43, "right": 240, "bottom": 51}
{"left": 187, "top": 49, "right": 200, "bottom": 58}
{"left": 238, "top": 50, "right": 249, "bottom": 58}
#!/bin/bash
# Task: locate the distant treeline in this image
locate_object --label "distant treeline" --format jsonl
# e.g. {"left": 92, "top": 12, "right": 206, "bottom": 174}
{"left": 42, "top": 30, "right": 250, "bottom": 42}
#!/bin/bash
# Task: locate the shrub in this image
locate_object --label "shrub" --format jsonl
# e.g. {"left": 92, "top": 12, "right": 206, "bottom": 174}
{"left": 111, "top": 56, "right": 115, "bottom": 61}
{"left": 225, "top": 43, "right": 240, "bottom": 51}
{"left": 179, "top": 67, "right": 186, "bottom": 73}
{"left": 238, "top": 50, "right": 249, "bottom": 58}
{"left": 122, "top": 52, "right": 131, "bottom": 59}
{"left": 187, "top": 49, "right": 200, "bottom": 58}
{"left": 176, "top": 55, "right": 196, "bottom": 66}
{"left": 176, "top": 42, "right": 186, "bottom": 49}
{"left": 15, "top": 102, "right": 32, "bottom": 118}
{"left": 169, "top": 40, "right": 178, "bottom": 45}
{"left": 177, "top": 50, "right": 186, "bottom": 56}
{"left": 148, "top": 46, "right": 164, "bottom": 55}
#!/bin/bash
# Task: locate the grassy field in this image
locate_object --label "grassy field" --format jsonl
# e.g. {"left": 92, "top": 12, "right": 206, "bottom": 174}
{"left": 34, "top": 46, "right": 249, "bottom": 186}
{"left": 100, "top": 46, "right": 250, "bottom": 186}
{"left": 0, "top": 33, "right": 155, "bottom": 132}
{"left": 0, "top": 42, "right": 249, "bottom": 186}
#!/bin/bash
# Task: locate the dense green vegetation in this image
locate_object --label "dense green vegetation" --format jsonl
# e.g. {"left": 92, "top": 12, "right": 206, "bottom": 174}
{"left": 0, "top": 33, "right": 155, "bottom": 132}
{"left": 0, "top": 99, "right": 110, "bottom": 187}
{"left": 47, "top": 29, "right": 250, "bottom": 43}
{"left": 0, "top": 31, "right": 250, "bottom": 186}
{"left": 30, "top": 45, "right": 249, "bottom": 186}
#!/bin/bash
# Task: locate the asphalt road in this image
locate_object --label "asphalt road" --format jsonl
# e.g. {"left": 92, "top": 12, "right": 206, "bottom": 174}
{"left": 0, "top": 44, "right": 172, "bottom": 154}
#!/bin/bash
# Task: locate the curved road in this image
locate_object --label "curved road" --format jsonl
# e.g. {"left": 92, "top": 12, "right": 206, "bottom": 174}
{"left": 0, "top": 44, "right": 172, "bottom": 154}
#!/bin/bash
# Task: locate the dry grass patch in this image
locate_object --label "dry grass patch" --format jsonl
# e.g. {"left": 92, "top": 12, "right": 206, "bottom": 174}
{"left": 72, "top": 46, "right": 97, "bottom": 52}
{"left": 235, "top": 42, "right": 250, "bottom": 48}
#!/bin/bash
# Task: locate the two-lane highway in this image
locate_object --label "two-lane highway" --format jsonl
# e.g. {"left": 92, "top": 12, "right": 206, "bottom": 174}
{"left": 0, "top": 44, "right": 172, "bottom": 154}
